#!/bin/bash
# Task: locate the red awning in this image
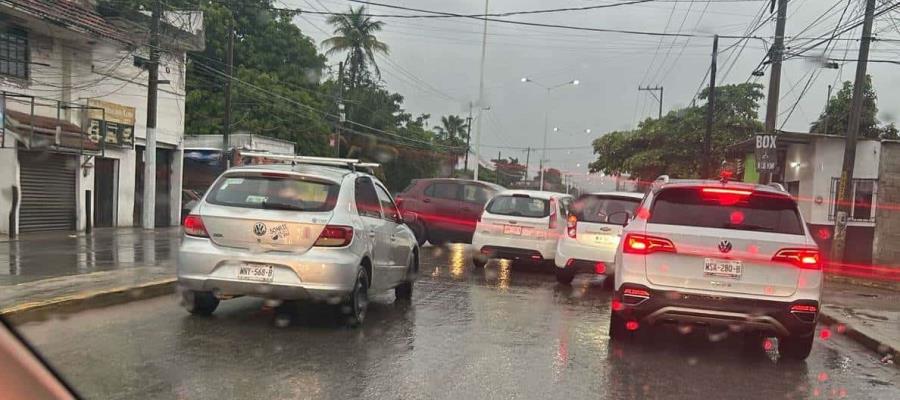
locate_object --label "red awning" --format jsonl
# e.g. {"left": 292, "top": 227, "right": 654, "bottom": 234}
{"left": 4, "top": 109, "right": 100, "bottom": 151}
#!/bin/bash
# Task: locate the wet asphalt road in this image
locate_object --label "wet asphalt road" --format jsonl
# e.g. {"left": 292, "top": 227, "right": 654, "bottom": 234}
{"left": 16, "top": 244, "right": 900, "bottom": 400}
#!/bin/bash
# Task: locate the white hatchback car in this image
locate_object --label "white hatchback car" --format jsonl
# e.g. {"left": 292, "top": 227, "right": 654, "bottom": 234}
{"left": 471, "top": 190, "right": 572, "bottom": 268}
{"left": 554, "top": 192, "right": 645, "bottom": 285}
{"left": 178, "top": 157, "right": 418, "bottom": 326}
{"left": 611, "top": 178, "right": 822, "bottom": 360}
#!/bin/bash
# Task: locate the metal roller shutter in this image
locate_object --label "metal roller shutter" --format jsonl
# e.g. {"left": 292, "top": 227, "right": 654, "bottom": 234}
{"left": 19, "top": 151, "right": 77, "bottom": 232}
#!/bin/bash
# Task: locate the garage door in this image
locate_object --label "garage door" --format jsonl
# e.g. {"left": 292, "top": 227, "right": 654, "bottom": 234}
{"left": 19, "top": 152, "right": 77, "bottom": 232}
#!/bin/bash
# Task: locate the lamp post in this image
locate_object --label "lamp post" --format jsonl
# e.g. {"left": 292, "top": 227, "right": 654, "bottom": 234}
{"left": 521, "top": 77, "right": 579, "bottom": 191}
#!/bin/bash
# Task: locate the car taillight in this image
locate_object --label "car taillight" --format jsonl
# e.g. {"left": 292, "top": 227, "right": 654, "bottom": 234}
{"left": 772, "top": 248, "right": 821, "bottom": 270}
{"left": 622, "top": 287, "right": 650, "bottom": 305}
{"left": 700, "top": 187, "right": 753, "bottom": 205}
{"left": 314, "top": 225, "right": 353, "bottom": 247}
{"left": 548, "top": 198, "right": 558, "bottom": 229}
{"left": 622, "top": 233, "right": 676, "bottom": 255}
{"left": 183, "top": 214, "right": 209, "bottom": 238}
{"left": 566, "top": 214, "right": 577, "bottom": 238}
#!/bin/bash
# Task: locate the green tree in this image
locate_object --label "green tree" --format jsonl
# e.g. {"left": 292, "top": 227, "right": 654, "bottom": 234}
{"left": 810, "top": 75, "right": 898, "bottom": 139}
{"left": 590, "top": 83, "right": 765, "bottom": 181}
{"left": 434, "top": 115, "right": 468, "bottom": 169}
{"left": 322, "top": 6, "right": 389, "bottom": 88}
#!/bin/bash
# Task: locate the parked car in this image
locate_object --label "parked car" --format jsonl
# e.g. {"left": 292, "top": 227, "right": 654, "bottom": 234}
{"left": 177, "top": 158, "right": 419, "bottom": 326}
{"left": 554, "top": 191, "right": 645, "bottom": 285}
{"left": 610, "top": 177, "right": 822, "bottom": 360}
{"left": 471, "top": 190, "right": 573, "bottom": 268}
{"left": 395, "top": 178, "right": 504, "bottom": 246}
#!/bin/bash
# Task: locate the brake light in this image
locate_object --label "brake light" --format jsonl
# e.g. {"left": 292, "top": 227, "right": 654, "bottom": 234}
{"left": 790, "top": 304, "right": 817, "bottom": 313}
{"left": 183, "top": 215, "right": 209, "bottom": 237}
{"left": 623, "top": 288, "right": 650, "bottom": 297}
{"left": 622, "top": 233, "right": 676, "bottom": 255}
{"left": 566, "top": 214, "right": 577, "bottom": 238}
{"left": 772, "top": 248, "right": 821, "bottom": 270}
{"left": 701, "top": 187, "right": 753, "bottom": 206}
{"left": 314, "top": 225, "right": 353, "bottom": 247}
{"left": 549, "top": 198, "right": 558, "bottom": 229}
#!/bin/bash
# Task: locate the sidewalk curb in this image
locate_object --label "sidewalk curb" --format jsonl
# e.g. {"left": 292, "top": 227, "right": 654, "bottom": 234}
{"left": 825, "top": 274, "right": 900, "bottom": 291}
{"left": 0, "top": 279, "right": 177, "bottom": 325}
{"left": 819, "top": 309, "right": 898, "bottom": 367}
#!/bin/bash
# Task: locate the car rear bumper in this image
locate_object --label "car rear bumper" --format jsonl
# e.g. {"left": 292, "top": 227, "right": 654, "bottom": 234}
{"left": 613, "top": 285, "right": 819, "bottom": 337}
{"left": 177, "top": 235, "right": 360, "bottom": 300}
{"left": 554, "top": 238, "right": 616, "bottom": 274}
{"left": 472, "top": 231, "right": 557, "bottom": 260}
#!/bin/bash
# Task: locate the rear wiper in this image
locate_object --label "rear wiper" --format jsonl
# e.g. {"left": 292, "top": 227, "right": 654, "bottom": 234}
{"left": 726, "top": 223, "right": 774, "bottom": 232}
{"left": 261, "top": 200, "right": 306, "bottom": 211}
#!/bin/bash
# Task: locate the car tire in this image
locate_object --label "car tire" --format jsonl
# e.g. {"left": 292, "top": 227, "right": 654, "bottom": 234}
{"left": 428, "top": 232, "right": 446, "bottom": 246}
{"left": 182, "top": 290, "right": 219, "bottom": 316}
{"left": 602, "top": 274, "right": 615, "bottom": 290}
{"left": 778, "top": 333, "right": 814, "bottom": 360}
{"left": 395, "top": 255, "right": 417, "bottom": 301}
{"left": 472, "top": 256, "right": 487, "bottom": 269}
{"left": 411, "top": 221, "right": 427, "bottom": 247}
{"left": 343, "top": 268, "right": 369, "bottom": 327}
{"left": 555, "top": 268, "right": 575, "bottom": 285}
{"left": 608, "top": 310, "right": 630, "bottom": 340}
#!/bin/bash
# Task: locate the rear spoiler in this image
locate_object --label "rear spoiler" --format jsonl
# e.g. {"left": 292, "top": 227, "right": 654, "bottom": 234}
{"left": 238, "top": 152, "right": 380, "bottom": 172}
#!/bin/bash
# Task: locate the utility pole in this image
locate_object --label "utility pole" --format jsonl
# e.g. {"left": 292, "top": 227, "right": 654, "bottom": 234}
{"left": 464, "top": 102, "right": 472, "bottom": 171}
{"left": 823, "top": 84, "right": 833, "bottom": 135}
{"left": 496, "top": 151, "right": 501, "bottom": 184}
{"left": 760, "top": 0, "right": 788, "bottom": 184}
{"left": 223, "top": 21, "right": 234, "bottom": 166}
{"left": 474, "top": 0, "right": 490, "bottom": 181}
{"left": 703, "top": 34, "right": 718, "bottom": 179}
{"left": 832, "top": 0, "right": 877, "bottom": 264}
{"left": 336, "top": 62, "right": 345, "bottom": 157}
{"left": 638, "top": 86, "right": 664, "bottom": 119}
{"left": 524, "top": 146, "right": 531, "bottom": 182}
{"left": 142, "top": 0, "right": 161, "bottom": 230}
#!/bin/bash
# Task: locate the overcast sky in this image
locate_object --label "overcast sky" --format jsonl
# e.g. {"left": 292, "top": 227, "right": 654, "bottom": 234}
{"left": 285, "top": 0, "right": 900, "bottom": 190}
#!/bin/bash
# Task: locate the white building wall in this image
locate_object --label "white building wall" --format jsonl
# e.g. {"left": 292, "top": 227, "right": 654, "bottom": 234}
{"left": 0, "top": 20, "right": 189, "bottom": 232}
{"left": 788, "top": 138, "right": 880, "bottom": 226}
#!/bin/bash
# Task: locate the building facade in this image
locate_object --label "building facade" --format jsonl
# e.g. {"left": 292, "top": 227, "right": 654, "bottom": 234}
{"left": 0, "top": 0, "right": 202, "bottom": 235}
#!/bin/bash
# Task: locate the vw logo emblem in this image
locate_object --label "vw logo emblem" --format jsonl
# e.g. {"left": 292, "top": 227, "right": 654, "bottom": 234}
{"left": 718, "top": 240, "right": 733, "bottom": 254}
{"left": 253, "top": 222, "right": 267, "bottom": 237}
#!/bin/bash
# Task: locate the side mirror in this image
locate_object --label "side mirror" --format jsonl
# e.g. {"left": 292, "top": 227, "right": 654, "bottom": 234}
{"left": 607, "top": 211, "right": 631, "bottom": 226}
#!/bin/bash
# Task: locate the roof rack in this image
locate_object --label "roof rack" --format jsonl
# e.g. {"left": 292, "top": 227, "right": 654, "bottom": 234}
{"left": 238, "top": 152, "right": 381, "bottom": 172}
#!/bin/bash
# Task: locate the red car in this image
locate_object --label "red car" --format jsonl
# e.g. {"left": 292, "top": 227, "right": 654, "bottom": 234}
{"left": 395, "top": 179, "right": 504, "bottom": 246}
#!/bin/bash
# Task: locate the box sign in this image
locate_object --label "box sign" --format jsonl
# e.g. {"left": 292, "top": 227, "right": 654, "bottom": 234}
{"left": 87, "top": 99, "right": 135, "bottom": 148}
{"left": 755, "top": 134, "right": 777, "bottom": 173}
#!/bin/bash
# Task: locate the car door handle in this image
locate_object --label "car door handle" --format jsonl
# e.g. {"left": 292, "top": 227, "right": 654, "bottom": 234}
{"left": 368, "top": 229, "right": 377, "bottom": 238}
{"left": 462, "top": 206, "right": 472, "bottom": 211}
{"left": 423, "top": 198, "right": 431, "bottom": 203}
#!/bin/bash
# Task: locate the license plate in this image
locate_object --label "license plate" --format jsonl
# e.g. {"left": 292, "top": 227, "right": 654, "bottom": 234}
{"left": 503, "top": 225, "right": 522, "bottom": 235}
{"left": 591, "top": 234, "right": 617, "bottom": 245}
{"left": 238, "top": 264, "right": 275, "bottom": 282}
{"left": 704, "top": 258, "right": 742, "bottom": 279}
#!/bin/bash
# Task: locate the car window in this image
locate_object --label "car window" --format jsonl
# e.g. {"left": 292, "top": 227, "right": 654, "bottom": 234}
{"left": 571, "top": 195, "right": 642, "bottom": 223}
{"left": 462, "top": 184, "right": 490, "bottom": 204}
{"left": 206, "top": 174, "right": 339, "bottom": 211}
{"left": 355, "top": 177, "right": 382, "bottom": 218}
{"left": 374, "top": 184, "right": 401, "bottom": 223}
{"left": 649, "top": 187, "right": 804, "bottom": 235}
{"left": 486, "top": 195, "right": 549, "bottom": 218}
{"left": 427, "top": 182, "right": 459, "bottom": 200}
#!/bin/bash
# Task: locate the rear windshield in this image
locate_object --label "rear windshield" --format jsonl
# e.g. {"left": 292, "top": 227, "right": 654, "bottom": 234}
{"left": 486, "top": 195, "right": 549, "bottom": 218}
{"left": 206, "top": 174, "right": 340, "bottom": 212}
{"left": 649, "top": 187, "right": 804, "bottom": 235}
{"left": 571, "top": 195, "right": 641, "bottom": 223}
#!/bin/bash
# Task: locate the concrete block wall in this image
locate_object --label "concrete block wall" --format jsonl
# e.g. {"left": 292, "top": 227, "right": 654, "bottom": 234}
{"left": 873, "top": 141, "right": 900, "bottom": 266}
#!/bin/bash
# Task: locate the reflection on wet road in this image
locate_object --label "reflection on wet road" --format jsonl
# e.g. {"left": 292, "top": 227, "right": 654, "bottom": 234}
{"left": 17, "top": 245, "right": 900, "bottom": 399}
{"left": 0, "top": 228, "right": 180, "bottom": 285}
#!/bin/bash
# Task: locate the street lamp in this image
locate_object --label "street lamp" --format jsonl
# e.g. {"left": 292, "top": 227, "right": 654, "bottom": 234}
{"left": 521, "top": 77, "right": 579, "bottom": 191}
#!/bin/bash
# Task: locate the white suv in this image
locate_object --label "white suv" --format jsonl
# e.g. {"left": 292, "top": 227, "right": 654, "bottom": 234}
{"left": 610, "top": 178, "right": 822, "bottom": 360}
{"left": 471, "top": 190, "right": 572, "bottom": 268}
{"left": 554, "top": 192, "right": 644, "bottom": 286}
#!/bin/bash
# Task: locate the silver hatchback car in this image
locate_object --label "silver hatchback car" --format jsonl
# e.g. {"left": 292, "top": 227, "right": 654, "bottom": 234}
{"left": 178, "top": 157, "right": 419, "bottom": 326}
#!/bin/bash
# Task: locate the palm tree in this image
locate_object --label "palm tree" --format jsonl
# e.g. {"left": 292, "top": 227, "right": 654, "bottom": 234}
{"left": 322, "top": 6, "right": 389, "bottom": 88}
{"left": 435, "top": 115, "right": 468, "bottom": 142}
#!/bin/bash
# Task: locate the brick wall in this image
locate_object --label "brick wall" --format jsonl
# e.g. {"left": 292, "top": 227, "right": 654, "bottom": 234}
{"left": 873, "top": 141, "right": 900, "bottom": 266}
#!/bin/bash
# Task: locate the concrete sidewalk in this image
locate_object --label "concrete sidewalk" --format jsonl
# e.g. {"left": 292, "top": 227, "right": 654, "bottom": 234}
{"left": 0, "top": 227, "right": 181, "bottom": 286}
{"left": 820, "top": 280, "right": 899, "bottom": 364}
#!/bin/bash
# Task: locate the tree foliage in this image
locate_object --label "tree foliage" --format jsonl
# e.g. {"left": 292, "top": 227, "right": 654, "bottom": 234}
{"left": 809, "top": 75, "right": 898, "bottom": 139}
{"left": 322, "top": 6, "right": 389, "bottom": 88}
{"left": 590, "top": 83, "right": 765, "bottom": 181}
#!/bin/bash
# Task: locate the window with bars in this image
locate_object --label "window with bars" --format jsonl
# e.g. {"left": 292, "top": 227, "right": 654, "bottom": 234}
{"left": 829, "top": 178, "right": 877, "bottom": 222}
{"left": 0, "top": 28, "right": 29, "bottom": 79}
